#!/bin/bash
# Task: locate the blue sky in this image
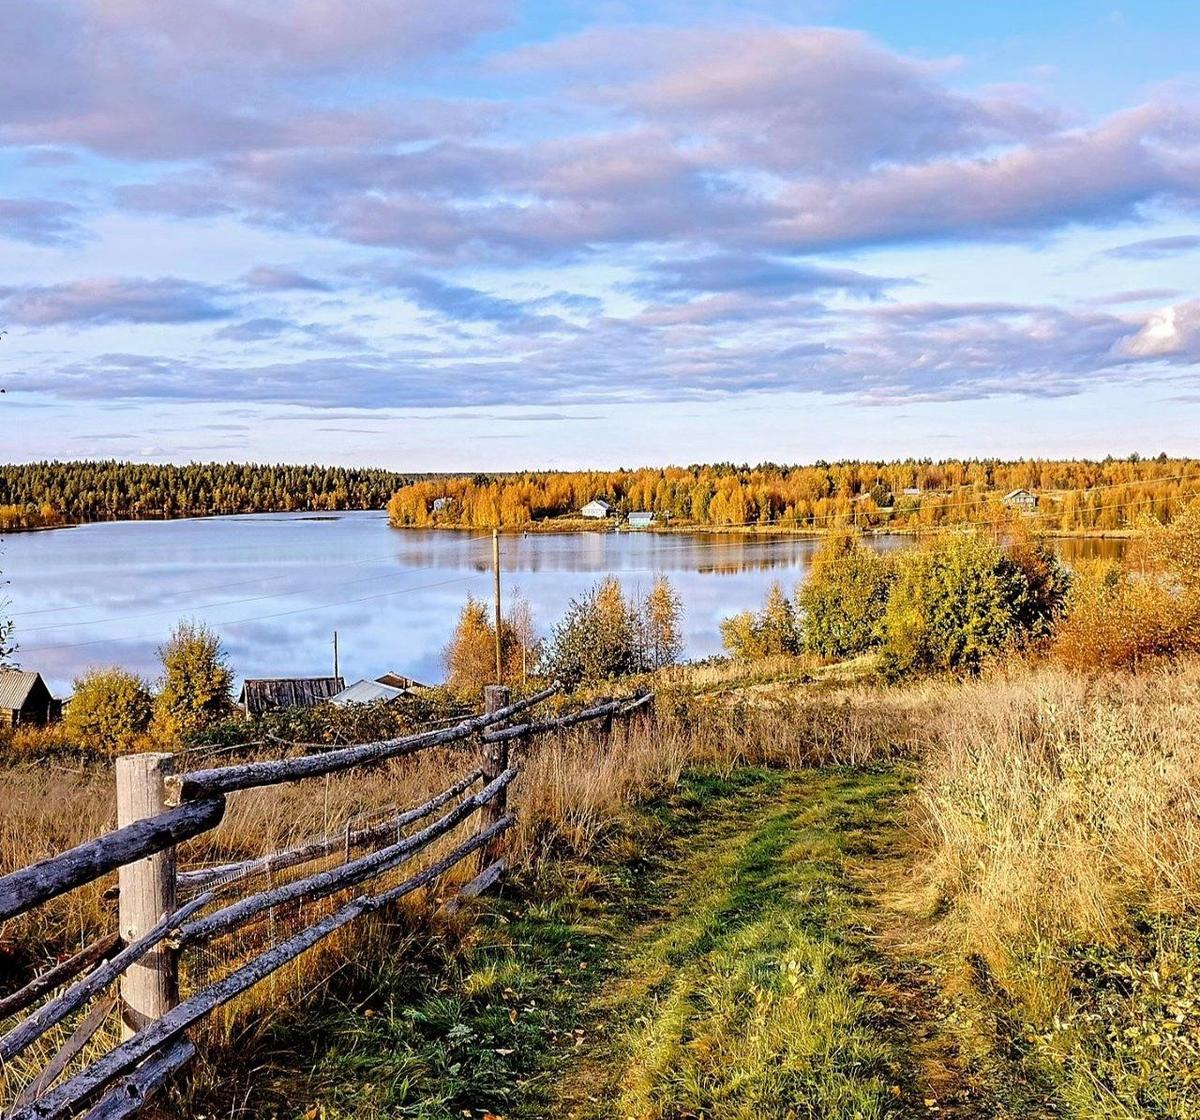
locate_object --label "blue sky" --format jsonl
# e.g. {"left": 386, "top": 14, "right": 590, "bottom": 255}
{"left": 1, "top": 0, "right": 1198, "bottom": 468}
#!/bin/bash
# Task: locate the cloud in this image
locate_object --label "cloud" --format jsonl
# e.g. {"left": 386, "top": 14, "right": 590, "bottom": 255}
{"left": 636, "top": 254, "right": 904, "bottom": 299}
{"left": 242, "top": 267, "right": 331, "bottom": 292}
{"left": 360, "top": 269, "right": 571, "bottom": 331}
{"left": 1104, "top": 234, "right": 1200, "bottom": 259}
{"left": 0, "top": 198, "right": 82, "bottom": 245}
{"left": 1120, "top": 300, "right": 1200, "bottom": 359}
{"left": 2, "top": 277, "right": 232, "bottom": 326}
{"left": 214, "top": 317, "right": 294, "bottom": 341}
{"left": 507, "top": 26, "right": 1055, "bottom": 174}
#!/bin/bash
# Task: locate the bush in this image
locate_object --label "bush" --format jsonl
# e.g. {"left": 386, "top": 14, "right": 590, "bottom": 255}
{"left": 541, "top": 576, "right": 646, "bottom": 688}
{"left": 151, "top": 620, "right": 234, "bottom": 744}
{"left": 64, "top": 667, "right": 153, "bottom": 755}
{"left": 797, "top": 530, "right": 893, "bottom": 658}
{"left": 880, "top": 533, "right": 1032, "bottom": 675}
{"left": 721, "top": 582, "right": 801, "bottom": 660}
{"left": 643, "top": 575, "right": 684, "bottom": 669}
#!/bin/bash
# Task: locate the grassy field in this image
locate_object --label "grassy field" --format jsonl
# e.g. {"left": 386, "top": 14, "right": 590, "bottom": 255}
{"left": 3, "top": 657, "right": 1200, "bottom": 1117}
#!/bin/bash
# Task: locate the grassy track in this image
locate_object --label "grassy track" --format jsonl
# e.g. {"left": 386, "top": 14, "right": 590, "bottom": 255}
{"left": 220, "top": 766, "right": 990, "bottom": 1120}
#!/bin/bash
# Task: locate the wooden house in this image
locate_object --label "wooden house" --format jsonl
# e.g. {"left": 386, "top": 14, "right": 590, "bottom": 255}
{"left": 627, "top": 511, "right": 654, "bottom": 528}
{"left": 238, "top": 676, "right": 345, "bottom": 717}
{"left": 1003, "top": 488, "right": 1039, "bottom": 510}
{"left": 581, "top": 499, "right": 611, "bottom": 519}
{"left": 0, "top": 671, "right": 60, "bottom": 728}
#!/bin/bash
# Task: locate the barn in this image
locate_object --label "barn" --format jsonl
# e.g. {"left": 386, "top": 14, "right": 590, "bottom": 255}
{"left": 0, "top": 671, "right": 60, "bottom": 728}
{"left": 238, "top": 677, "right": 345, "bottom": 717}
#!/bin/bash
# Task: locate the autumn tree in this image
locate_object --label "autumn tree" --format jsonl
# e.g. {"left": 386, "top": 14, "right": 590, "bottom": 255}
{"left": 643, "top": 575, "right": 684, "bottom": 669}
{"left": 443, "top": 595, "right": 539, "bottom": 699}
{"left": 65, "top": 668, "right": 153, "bottom": 755}
{"left": 151, "top": 620, "right": 234, "bottom": 743}
{"left": 797, "top": 530, "right": 893, "bottom": 658}
{"left": 541, "top": 576, "right": 645, "bottom": 687}
{"left": 720, "top": 582, "right": 801, "bottom": 659}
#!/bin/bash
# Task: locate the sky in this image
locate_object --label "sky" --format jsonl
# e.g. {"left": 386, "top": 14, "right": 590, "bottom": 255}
{"left": 0, "top": 0, "right": 1198, "bottom": 469}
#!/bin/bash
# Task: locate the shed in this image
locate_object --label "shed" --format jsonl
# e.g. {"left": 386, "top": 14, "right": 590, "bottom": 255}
{"left": 0, "top": 671, "right": 59, "bottom": 728}
{"left": 329, "top": 679, "right": 406, "bottom": 707}
{"left": 1003, "top": 488, "right": 1039, "bottom": 510}
{"left": 581, "top": 499, "right": 611, "bottom": 519}
{"left": 239, "top": 676, "right": 345, "bottom": 717}
{"left": 627, "top": 511, "right": 654, "bottom": 528}
{"left": 375, "top": 672, "right": 429, "bottom": 691}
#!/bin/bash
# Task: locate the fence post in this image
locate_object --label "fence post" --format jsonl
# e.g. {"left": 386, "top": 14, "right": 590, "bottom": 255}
{"left": 116, "top": 752, "right": 178, "bottom": 1039}
{"left": 597, "top": 696, "right": 614, "bottom": 748}
{"left": 480, "top": 685, "right": 511, "bottom": 870}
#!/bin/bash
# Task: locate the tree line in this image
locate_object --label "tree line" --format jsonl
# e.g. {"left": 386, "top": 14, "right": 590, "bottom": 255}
{"left": 0, "top": 461, "right": 423, "bottom": 528}
{"left": 387, "top": 457, "right": 1199, "bottom": 533}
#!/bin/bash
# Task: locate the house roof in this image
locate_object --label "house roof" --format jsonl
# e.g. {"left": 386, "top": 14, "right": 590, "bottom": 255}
{"left": 330, "top": 679, "right": 407, "bottom": 706}
{"left": 1004, "top": 488, "right": 1035, "bottom": 499}
{"left": 0, "top": 671, "right": 46, "bottom": 710}
{"left": 375, "top": 672, "right": 429, "bottom": 690}
{"left": 583, "top": 498, "right": 610, "bottom": 509}
{"left": 238, "top": 676, "right": 345, "bottom": 715}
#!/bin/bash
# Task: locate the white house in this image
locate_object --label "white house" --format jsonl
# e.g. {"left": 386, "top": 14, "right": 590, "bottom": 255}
{"left": 581, "top": 499, "right": 612, "bottom": 519}
{"left": 627, "top": 511, "right": 654, "bottom": 528}
{"left": 1003, "top": 488, "right": 1039, "bottom": 510}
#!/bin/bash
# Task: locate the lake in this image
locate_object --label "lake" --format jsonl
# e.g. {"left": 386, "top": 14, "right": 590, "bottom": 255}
{"left": 0, "top": 513, "right": 1123, "bottom": 695}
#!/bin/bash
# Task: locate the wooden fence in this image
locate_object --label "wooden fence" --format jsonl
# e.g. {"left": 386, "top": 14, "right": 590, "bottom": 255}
{"left": 0, "top": 685, "right": 654, "bottom": 1120}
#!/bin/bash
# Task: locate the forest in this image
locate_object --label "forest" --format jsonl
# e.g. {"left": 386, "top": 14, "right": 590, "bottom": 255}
{"left": 0, "top": 461, "right": 422, "bottom": 529}
{"left": 387, "top": 456, "right": 1200, "bottom": 533}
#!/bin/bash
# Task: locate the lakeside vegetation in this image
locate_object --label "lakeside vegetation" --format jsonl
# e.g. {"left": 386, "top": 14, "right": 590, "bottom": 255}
{"left": 0, "top": 461, "right": 420, "bottom": 529}
{"left": 2, "top": 496, "right": 1200, "bottom": 1117}
{"left": 387, "top": 456, "right": 1199, "bottom": 534}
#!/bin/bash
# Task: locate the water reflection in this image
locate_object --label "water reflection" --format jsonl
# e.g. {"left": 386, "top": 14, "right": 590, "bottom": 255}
{"left": 0, "top": 512, "right": 1123, "bottom": 695}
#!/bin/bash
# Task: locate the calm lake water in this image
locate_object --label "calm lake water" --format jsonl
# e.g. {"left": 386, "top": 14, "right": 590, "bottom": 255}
{"left": 0, "top": 512, "right": 1124, "bottom": 695}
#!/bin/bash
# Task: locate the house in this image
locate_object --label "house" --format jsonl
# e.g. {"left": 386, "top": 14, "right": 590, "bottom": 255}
{"left": 627, "top": 511, "right": 654, "bottom": 529}
{"left": 581, "top": 499, "right": 611, "bottom": 519}
{"left": 238, "top": 676, "right": 345, "bottom": 717}
{"left": 1003, "top": 488, "right": 1039, "bottom": 510}
{"left": 329, "top": 679, "right": 407, "bottom": 707}
{"left": 0, "top": 671, "right": 60, "bottom": 728}
{"left": 431, "top": 497, "right": 451, "bottom": 512}
{"left": 902, "top": 488, "right": 922, "bottom": 497}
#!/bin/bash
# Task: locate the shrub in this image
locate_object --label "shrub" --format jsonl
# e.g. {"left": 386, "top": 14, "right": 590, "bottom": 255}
{"left": 541, "top": 576, "right": 646, "bottom": 687}
{"left": 64, "top": 667, "right": 153, "bottom": 755}
{"left": 797, "top": 530, "right": 893, "bottom": 658}
{"left": 151, "top": 620, "right": 234, "bottom": 744}
{"left": 880, "top": 532, "right": 1030, "bottom": 675}
{"left": 721, "top": 582, "right": 801, "bottom": 660}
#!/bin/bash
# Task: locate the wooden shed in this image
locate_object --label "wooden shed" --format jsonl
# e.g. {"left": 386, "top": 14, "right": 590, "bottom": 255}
{"left": 238, "top": 677, "right": 345, "bottom": 717}
{"left": 0, "top": 671, "right": 59, "bottom": 728}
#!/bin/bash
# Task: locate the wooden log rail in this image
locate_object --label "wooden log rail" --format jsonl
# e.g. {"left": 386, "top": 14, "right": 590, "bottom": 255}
{"left": 175, "top": 767, "right": 485, "bottom": 893}
{"left": 167, "top": 684, "right": 557, "bottom": 803}
{"left": 0, "top": 799, "right": 226, "bottom": 925}
{"left": 1, "top": 684, "right": 653, "bottom": 1120}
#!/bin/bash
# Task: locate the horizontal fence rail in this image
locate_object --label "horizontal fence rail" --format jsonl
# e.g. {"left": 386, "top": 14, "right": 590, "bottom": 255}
{"left": 0, "top": 684, "right": 653, "bottom": 1120}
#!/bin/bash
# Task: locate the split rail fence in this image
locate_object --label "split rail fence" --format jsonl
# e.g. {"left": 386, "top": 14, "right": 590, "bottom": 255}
{"left": 0, "top": 685, "right": 654, "bottom": 1120}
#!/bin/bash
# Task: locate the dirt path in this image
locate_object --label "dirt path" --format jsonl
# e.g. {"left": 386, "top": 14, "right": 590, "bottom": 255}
{"left": 543, "top": 766, "right": 986, "bottom": 1120}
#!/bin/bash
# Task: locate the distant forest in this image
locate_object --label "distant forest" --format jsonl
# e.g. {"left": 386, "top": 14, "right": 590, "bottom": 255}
{"left": 0, "top": 461, "right": 420, "bottom": 529}
{"left": 387, "top": 458, "right": 1200, "bottom": 534}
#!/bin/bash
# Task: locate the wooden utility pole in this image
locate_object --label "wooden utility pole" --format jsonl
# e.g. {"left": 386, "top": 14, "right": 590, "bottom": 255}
{"left": 115, "top": 753, "right": 178, "bottom": 1039}
{"left": 332, "top": 630, "right": 340, "bottom": 681}
{"left": 492, "top": 528, "right": 502, "bottom": 683}
{"left": 480, "top": 685, "right": 510, "bottom": 869}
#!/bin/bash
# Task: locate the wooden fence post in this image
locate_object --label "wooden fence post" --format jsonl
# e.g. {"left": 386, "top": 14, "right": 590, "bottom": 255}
{"left": 116, "top": 753, "right": 178, "bottom": 1039}
{"left": 597, "top": 696, "right": 614, "bottom": 748}
{"left": 480, "top": 686, "right": 510, "bottom": 870}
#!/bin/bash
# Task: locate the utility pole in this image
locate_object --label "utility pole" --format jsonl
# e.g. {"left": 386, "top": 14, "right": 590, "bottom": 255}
{"left": 492, "top": 528, "right": 503, "bottom": 683}
{"left": 332, "top": 630, "right": 339, "bottom": 681}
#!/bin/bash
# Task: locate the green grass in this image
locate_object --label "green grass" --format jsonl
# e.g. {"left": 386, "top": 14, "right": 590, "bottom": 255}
{"left": 183, "top": 765, "right": 971, "bottom": 1120}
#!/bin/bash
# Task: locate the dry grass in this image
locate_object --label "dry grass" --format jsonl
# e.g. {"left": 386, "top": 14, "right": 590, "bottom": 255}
{"left": 897, "top": 658, "right": 1200, "bottom": 1014}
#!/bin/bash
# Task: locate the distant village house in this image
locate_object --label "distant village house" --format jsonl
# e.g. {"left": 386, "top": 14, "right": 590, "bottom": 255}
{"left": 627, "top": 511, "right": 655, "bottom": 528}
{"left": 0, "top": 670, "right": 61, "bottom": 728}
{"left": 581, "top": 499, "right": 612, "bottom": 519}
{"left": 330, "top": 674, "right": 429, "bottom": 707}
{"left": 431, "top": 497, "right": 452, "bottom": 512}
{"left": 239, "top": 676, "right": 345, "bottom": 717}
{"left": 1003, "top": 488, "right": 1039, "bottom": 510}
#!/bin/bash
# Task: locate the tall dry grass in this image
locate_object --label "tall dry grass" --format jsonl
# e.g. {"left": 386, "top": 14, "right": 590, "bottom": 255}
{"left": 901, "top": 659, "right": 1200, "bottom": 1012}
